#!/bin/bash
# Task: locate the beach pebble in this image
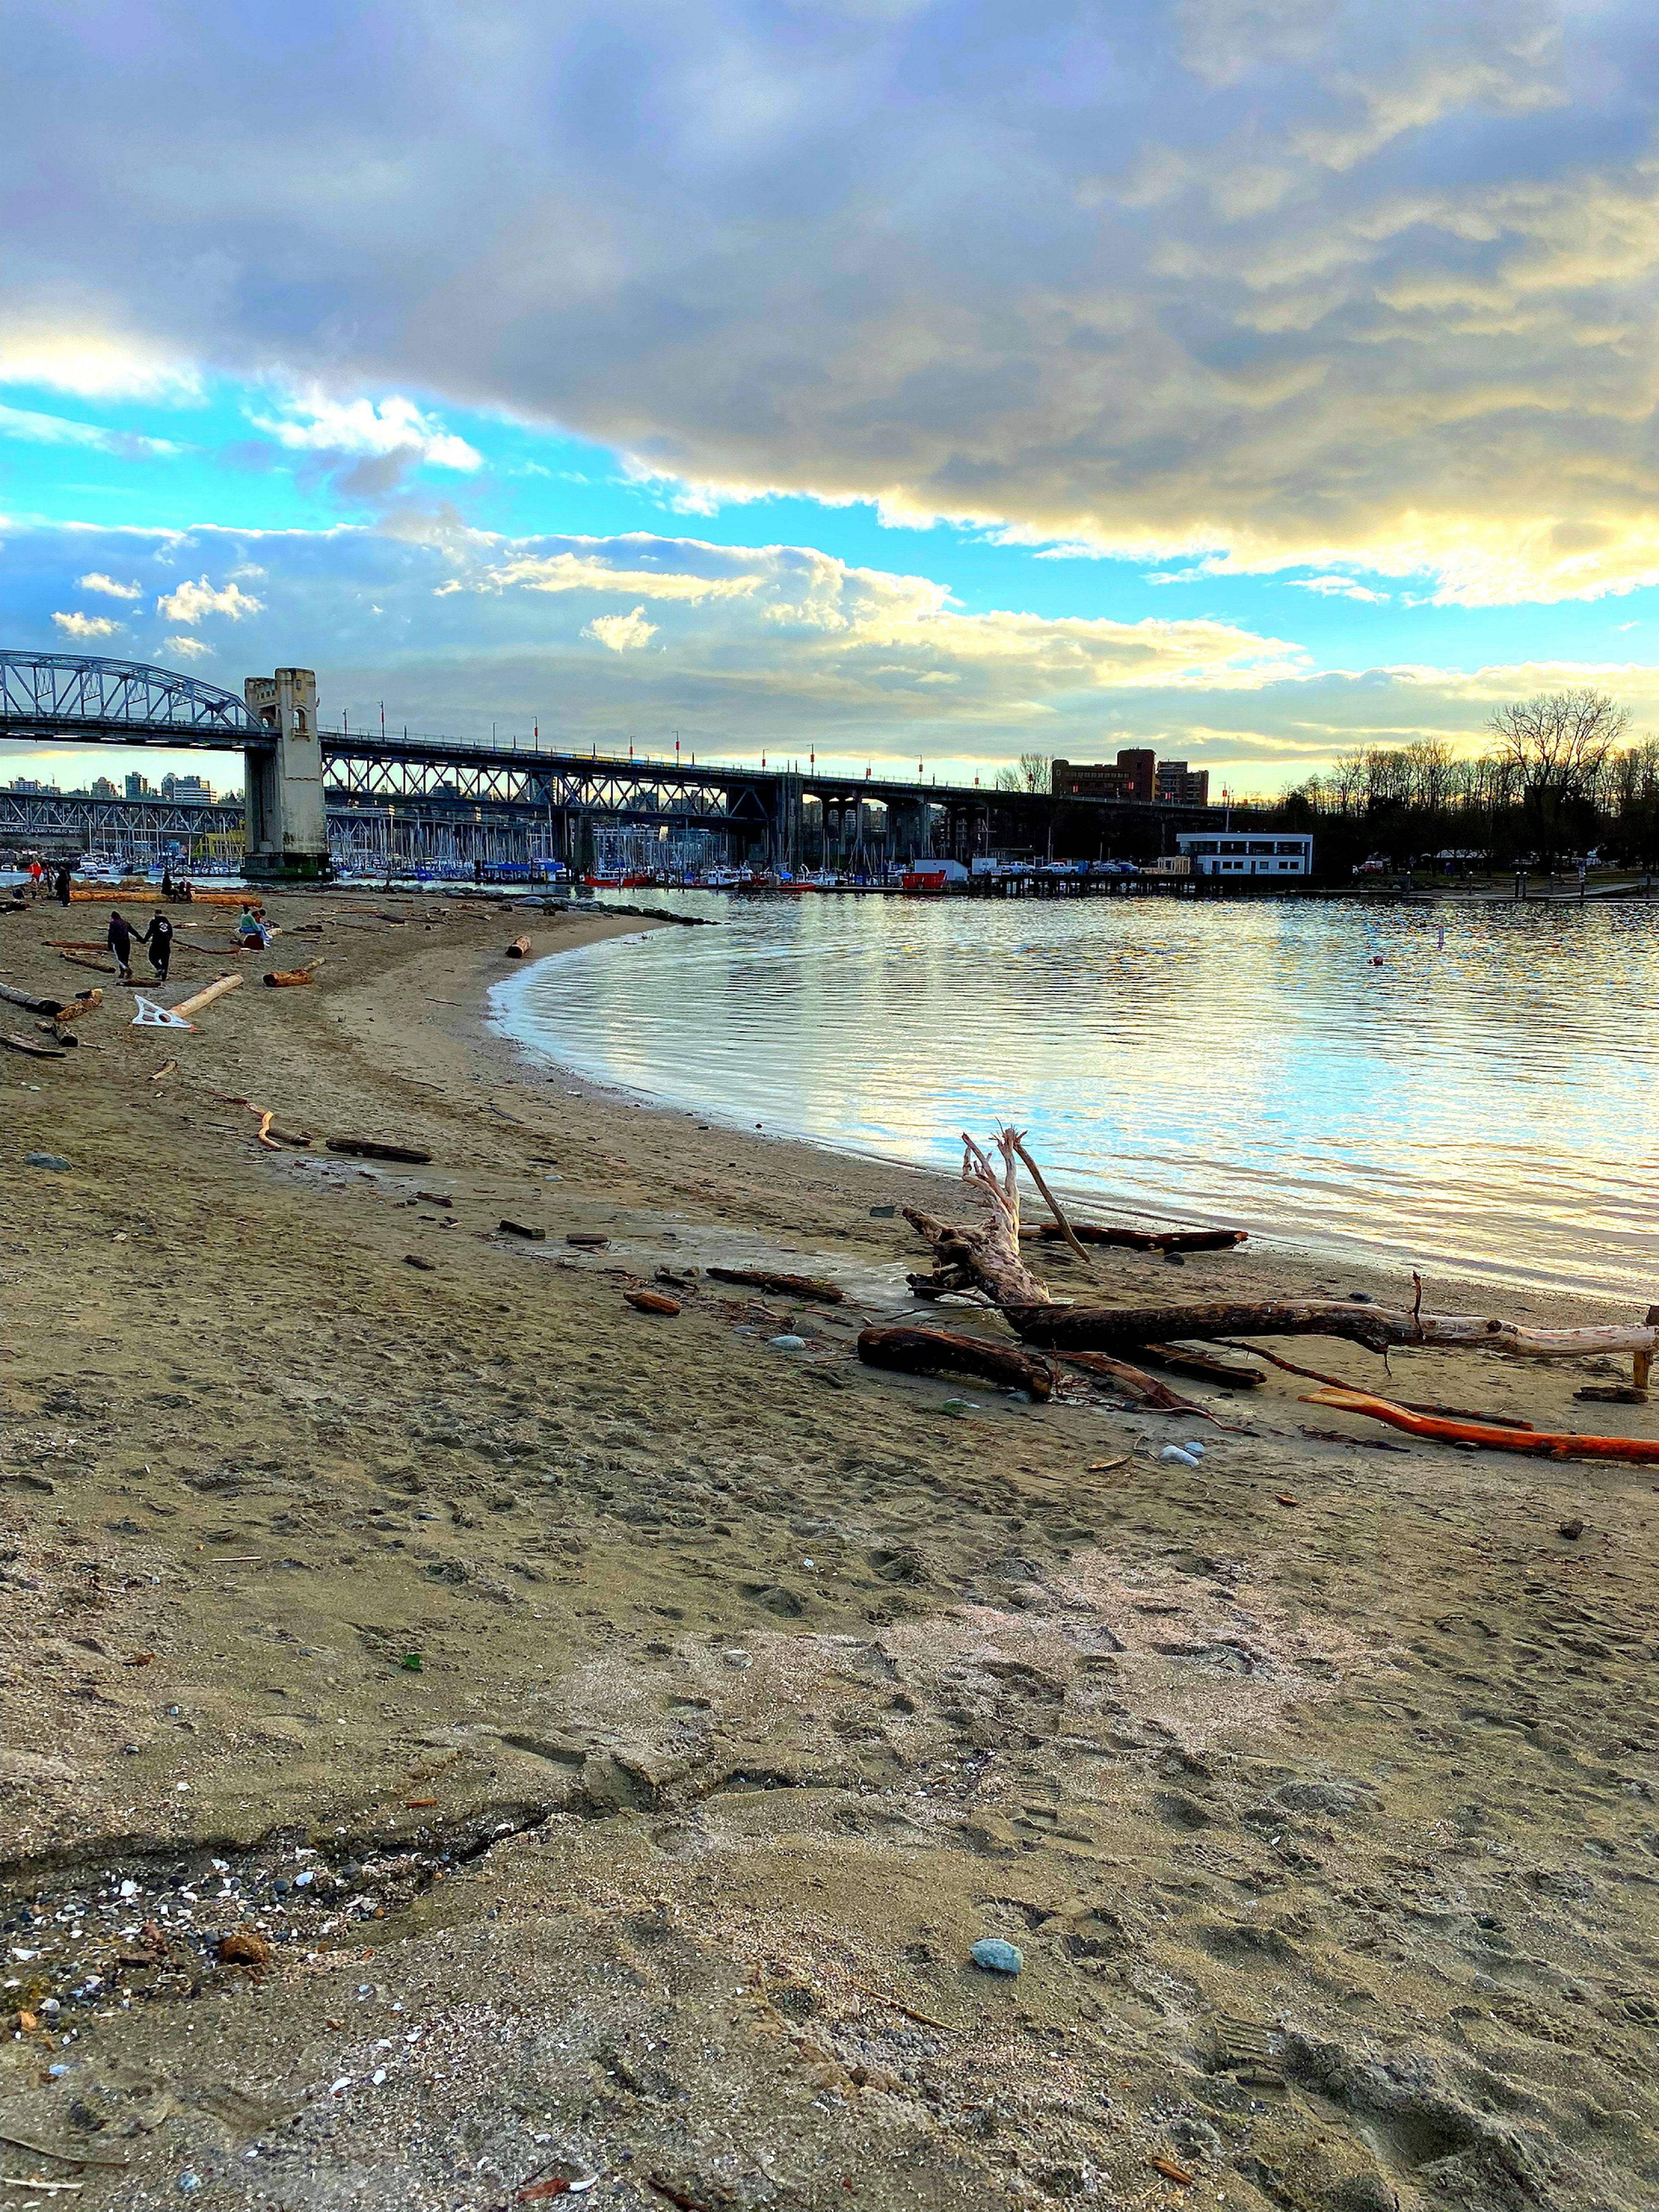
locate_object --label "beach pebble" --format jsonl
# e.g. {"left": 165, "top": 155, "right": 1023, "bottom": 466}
{"left": 940, "top": 1397, "right": 978, "bottom": 1416}
{"left": 1180, "top": 1440, "right": 1207, "bottom": 1456}
{"left": 1160, "top": 1446, "right": 1202, "bottom": 1468}
{"left": 178, "top": 2175, "right": 203, "bottom": 2196}
{"left": 722, "top": 1649, "right": 752, "bottom": 1669}
{"left": 969, "top": 1938, "right": 1024, "bottom": 1975}
{"left": 24, "top": 1151, "right": 72, "bottom": 1172}
{"left": 769, "top": 1334, "right": 807, "bottom": 1351}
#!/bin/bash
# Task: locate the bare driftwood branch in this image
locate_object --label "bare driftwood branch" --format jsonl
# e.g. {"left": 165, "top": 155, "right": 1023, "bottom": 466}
{"left": 904, "top": 1128, "right": 1055, "bottom": 1309}
{"left": 1007, "top": 1131, "right": 1095, "bottom": 1273}
{"left": 1303, "top": 1388, "right": 1659, "bottom": 1463}
{"left": 1217, "top": 1339, "right": 1535, "bottom": 1427}
{"left": 858, "top": 1324, "right": 1052, "bottom": 1400}
{"left": 1057, "top": 1350, "right": 1230, "bottom": 1424}
{"left": 326, "top": 1138, "right": 433, "bottom": 1164}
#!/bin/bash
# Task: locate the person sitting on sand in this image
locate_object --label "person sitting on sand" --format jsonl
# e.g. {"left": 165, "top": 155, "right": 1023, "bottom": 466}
{"left": 138, "top": 911, "right": 174, "bottom": 982}
{"left": 236, "top": 903, "right": 269, "bottom": 948}
{"left": 107, "top": 909, "right": 135, "bottom": 981}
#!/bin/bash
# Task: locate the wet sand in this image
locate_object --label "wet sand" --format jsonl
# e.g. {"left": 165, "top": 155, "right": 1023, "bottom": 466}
{"left": 1, "top": 888, "right": 1656, "bottom": 2212}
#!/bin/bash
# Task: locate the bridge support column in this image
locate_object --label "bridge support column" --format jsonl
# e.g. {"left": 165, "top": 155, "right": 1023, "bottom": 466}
{"left": 243, "top": 669, "right": 331, "bottom": 880}
{"left": 887, "top": 800, "right": 931, "bottom": 864}
{"left": 772, "top": 772, "right": 804, "bottom": 870}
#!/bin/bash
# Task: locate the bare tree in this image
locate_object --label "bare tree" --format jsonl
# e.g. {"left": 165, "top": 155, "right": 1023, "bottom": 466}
{"left": 1488, "top": 688, "right": 1628, "bottom": 864}
{"left": 995, "top": 752, "right": 1052, "bottom": 793}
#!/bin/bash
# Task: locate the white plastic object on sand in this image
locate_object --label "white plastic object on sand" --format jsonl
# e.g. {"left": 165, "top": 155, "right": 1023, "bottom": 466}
{"left": 131, "top": 995, "right": 194, "bottom": 1028}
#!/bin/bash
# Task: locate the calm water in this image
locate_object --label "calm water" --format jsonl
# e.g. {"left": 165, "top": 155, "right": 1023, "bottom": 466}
{"left": 491, "top": 893, "right": 1659, "bottom": 1302}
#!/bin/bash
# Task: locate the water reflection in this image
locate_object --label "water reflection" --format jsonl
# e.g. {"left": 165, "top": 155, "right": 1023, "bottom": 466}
{"left": 491, "top": 894, "right": 1659, "bottom": 1301}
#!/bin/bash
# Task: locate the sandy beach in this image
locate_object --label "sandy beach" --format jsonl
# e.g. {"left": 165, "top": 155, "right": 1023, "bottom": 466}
{"left": 2, "top": 887, "right": 1656, "bottom": 2212}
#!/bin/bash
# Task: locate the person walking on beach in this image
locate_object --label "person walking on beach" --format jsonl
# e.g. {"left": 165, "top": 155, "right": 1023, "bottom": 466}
{"left": 107, "top": 909, "right": 135, "bottom": 981}
{"left": 139, "top": 911, "right": 174, "bottom": 982}
{"left": 55, "top": 863, "right": 71, "bottom": 906}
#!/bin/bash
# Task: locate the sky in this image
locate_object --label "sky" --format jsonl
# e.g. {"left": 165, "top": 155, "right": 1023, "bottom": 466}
{"left": 5, "top": 0, "right": 1659, "bottom": 797}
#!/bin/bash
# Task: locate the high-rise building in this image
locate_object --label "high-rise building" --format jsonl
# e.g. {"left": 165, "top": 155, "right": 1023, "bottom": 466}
{"left": 1050, "top": 748, "right": 1157, "bottom": 802}
{"left": 91, "top": 776, "right": 118, "bottom": 799}
{"left": 125, "top": 770, "right": 152, "bottom": 799}
{"left": 1155, "top": 760, "right": 1210, "bottom": 806}
{"left": 162, "top": 773, "right": 213, "bottom": 804}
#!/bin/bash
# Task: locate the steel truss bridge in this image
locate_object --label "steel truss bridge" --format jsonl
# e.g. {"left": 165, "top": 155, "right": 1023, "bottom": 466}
{"left": 1, "top": 649, "right": 1228, "bottom": 868}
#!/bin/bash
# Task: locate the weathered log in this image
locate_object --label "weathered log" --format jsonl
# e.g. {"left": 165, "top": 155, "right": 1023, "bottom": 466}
{"left": 49, "top": 989, "right": 103, "bottom": 1026}
{"left": 1027, "top": 1222, "right": 1248, "bottom": 1254}
{"left": 858, "top": 1324, "right": 1052, "bottom": 1399}
{"left": 706, "top": 1265, "right": 845, "bottom": 1304}
{"left": 626, "top": 1289, "right": 681, "bottom": 1316}
{"left": 3, "top": 1032, "right": 66, "bottom": 1059}
{"left": 566, "top": 1230, "right": 608, "bottom": 1248}
{"left": 1576, "top": 1384, "right": 1648, "bottom": 1405}
{"left": 404, "top": 1253, "right": 437, "bottom": 1272}
{"left": 1138, "top": 1342, "right": 1265, "bottom": 1388}
{"left": 0, "top": 982, "right": 64, "bottom": 1017}
{"left": 60, "top": 949, "right": 117, "bottom": 976}
{"left": 326, "top": 1137, "right": 433, "bottom": 1163}
{"left": 1008, "top": 1296, "right": 1659, "bottom": 1366}
{"left": 37, "top": 1020, "right": 79, "bottom": 1045}
{"left": 1303, "top": 1387, "right": 1659, "bottom": 1463}
{"left": 903, "top": 1128, "right": 1055, "bottom": 1311}
{"left": 505, "top": 935, "right": 533, "bottom": 958}
{"left": 1058, "top": 1349, "right": 1222, "bottom": 1419}
{"left": 169, "top": 973, "right": 243, "bottom": 1022}
{"left": 499, "top": 1218, "right": 547, "bottom": 1240}
{"left": 263, "top": 960, "right": 323, "bottom": 987}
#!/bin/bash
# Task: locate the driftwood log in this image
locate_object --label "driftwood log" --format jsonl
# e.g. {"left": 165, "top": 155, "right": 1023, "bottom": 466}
{"left": 169, "top": 973, "right": 243, "bottom": 1022}
{"left": 3, "top": 1032, "right": 66, "bottom": 1059}
{"left": 1304, "top": 1388, "right": 1659, "bottom": 1464}
{"left": 1138, "top": 1342, "right": 1265, "bottom": 1388}
{"left": 1008, "top": 1296, "right": 1659, "bottom": 1367}
{"left": 858, "top": 1324, "right": 1052, "bottom": 1400}
{"left": 505, "top": 936, "right": 533, "bottom": 959}
{"left": 626, "top": 1289, "right": 681, "bottom": 1316}
{"left": 326, "top": 1137, "right": 433, "bottom": 1164}
{"left": 1027, "top": 1222, "right": 1248, "bottom": 1254}
{"left": 0, "top": 982, "right": 64, "bottom": 1017}
{"left": 1057, "top": 1350, "right": 1227, "bottom": 1421}
{"left": 706, "top": 1265, "right": 845, "bottom": 1304}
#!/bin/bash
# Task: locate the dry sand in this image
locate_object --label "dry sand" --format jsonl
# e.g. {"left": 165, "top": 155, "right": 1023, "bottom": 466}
{"left": 1, "top": 887, "right": 1656, "bottom": 2212}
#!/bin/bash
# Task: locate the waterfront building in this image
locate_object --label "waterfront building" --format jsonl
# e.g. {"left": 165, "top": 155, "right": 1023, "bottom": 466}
{"left": 1178, "top": 831, "right": 1313, "bottom": 878}
{"left": 1154, "top": 760, "right": 1209, "bottom": 805}
{"left": 161, "top": 772, "right": 213, "bottom": 803}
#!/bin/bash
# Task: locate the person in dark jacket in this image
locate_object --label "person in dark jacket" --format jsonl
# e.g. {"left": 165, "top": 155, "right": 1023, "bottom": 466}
{"left": 107, "top": 909, "right": 134, "bottom": 980}
{"left": 55, "top": 864, "right": 72, "bottom": 906}
{"left": 139, "top": 912, "right": 174, "bottom": 981}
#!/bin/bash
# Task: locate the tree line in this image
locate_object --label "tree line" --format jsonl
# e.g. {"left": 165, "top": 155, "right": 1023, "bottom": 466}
{"left": 1274, "top": 689, "right": 1659, "bottom": 873}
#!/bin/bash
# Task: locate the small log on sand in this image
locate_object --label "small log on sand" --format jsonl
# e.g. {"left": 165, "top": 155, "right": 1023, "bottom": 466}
{"left": 263, "top": 960, "right": 323, "bottom": 988}
{"left": 169, "top": 973, "right": 242, "bottom": 1022}
{"left": 1027, "top": 1221, "right": 1248, "bottom": 1254}
{"left": 1303, "top": 1387, "right": 1659, "bottom": 1464}
{"left": 51, "top": 988, "right": 103, "bottom": 1023}
{"left": 0, "top": 982, "right": 64, "bottom": 1017}
{"left": 1138, "top": 1342, "right": 1265, "bottom": 1388}
{"left": 626, "top": 1289, "right": 681, "bottom": 1316}
{"left": 706, "top": 1265, "right": 845, "bottom": 1304}
{"left": 1058, "top": 1350, "right": 1227, "bottom": 1421}
{"left": 326, "top": 1137, "right": 433, "bottom": 1164}
{"left": 3, "top": 1032, "right": 66, "bottom": 1059}
{"left": 858, "top": 1324, "right": 1052, "bottom": 1399}
{"left": 505, "top": 935, "right": 533, "bottom": 958}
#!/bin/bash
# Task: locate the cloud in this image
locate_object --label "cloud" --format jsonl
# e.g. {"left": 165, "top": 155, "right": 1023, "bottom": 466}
{"left": 248, "top": 391, "right": 481, "bottom": 473}
{"left": 6, "top": 518, "right": 1658, "bottom": 796}
{"left": 582, "top": 606, "right": 658, "bottom": 652}
{"left": 0, "top": 400, "right": 181, "bottom": 458}
{"left": 10, "top": 3, "right": 1659, "bottom": 602}
{"left": 1289, "top": 577, "right": 1390, "bottom": 603}
{"left": 77, "top": 571, "right": 143, "bottom": 599}
{"left": 51, "top": 610, "right": 120, "bottom": 639}
{"left": 0, "top": 316, "right": 201, "bottom": 402}
{"left": 155, "top": 576, "right": 264, "bottom": 623}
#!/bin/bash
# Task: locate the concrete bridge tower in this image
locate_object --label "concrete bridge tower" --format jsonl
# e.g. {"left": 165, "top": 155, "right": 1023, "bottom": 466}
{"left": 243, "top": 668, "right": 331, "bottom": 879}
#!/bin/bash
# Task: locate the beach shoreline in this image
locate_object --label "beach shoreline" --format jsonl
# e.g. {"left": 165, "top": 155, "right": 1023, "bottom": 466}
{"left": 2, "top": 884, "right": 1656, "bottom": 2212}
